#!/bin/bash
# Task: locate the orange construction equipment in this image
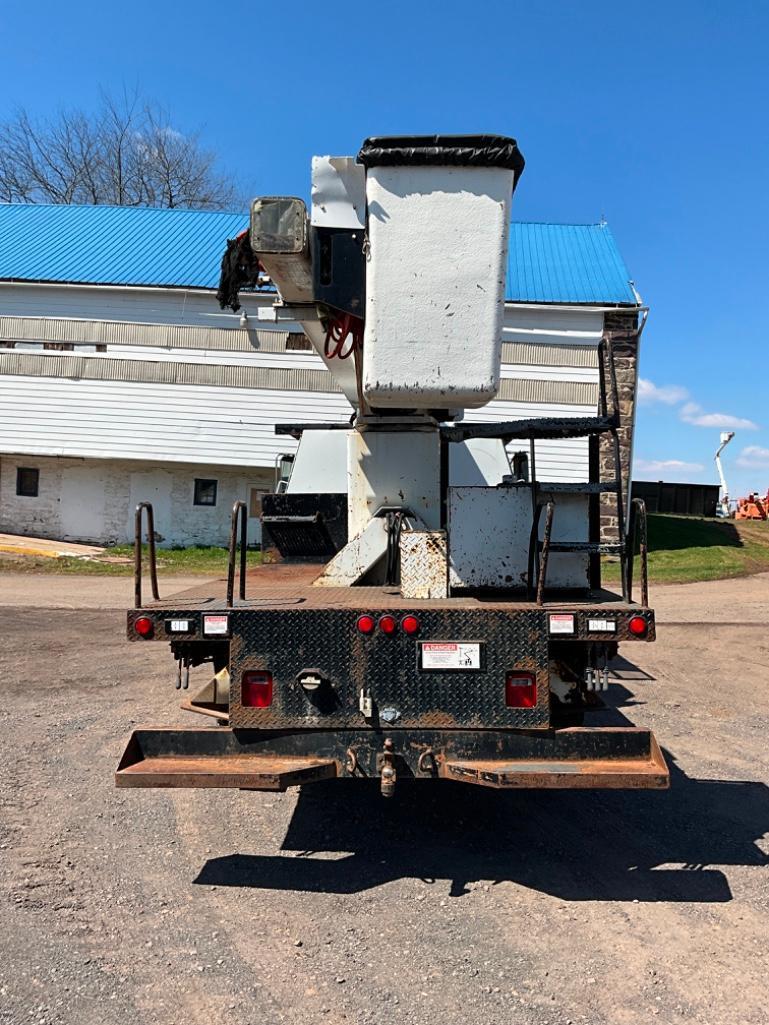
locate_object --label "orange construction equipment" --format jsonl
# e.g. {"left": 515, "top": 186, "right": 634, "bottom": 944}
{"left": 735, "top": 491, "right": 769, "bottom": 520}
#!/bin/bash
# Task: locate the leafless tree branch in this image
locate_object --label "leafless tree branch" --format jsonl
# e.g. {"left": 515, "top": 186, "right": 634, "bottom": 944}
{"left": 0, "top": 94, "right": 240, "bottom": 209}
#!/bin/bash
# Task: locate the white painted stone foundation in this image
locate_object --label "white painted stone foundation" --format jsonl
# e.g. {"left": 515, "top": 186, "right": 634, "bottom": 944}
{"left": 0, "top": 455, "right": 273, "bottom": 547}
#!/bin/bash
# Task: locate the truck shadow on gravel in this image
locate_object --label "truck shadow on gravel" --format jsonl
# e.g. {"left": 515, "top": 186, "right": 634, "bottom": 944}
{"left": 195, "top": 754, "right": 768, "bottom": 903}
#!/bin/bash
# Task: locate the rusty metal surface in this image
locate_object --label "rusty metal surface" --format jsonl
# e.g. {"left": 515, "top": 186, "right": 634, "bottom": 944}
{"left": 116, "top": 732, "right": 337, "bottom": 790}
{"left": 139, "top": 569, "right": 645, "bottom": 613}
{"left": 442, "top": 414, "right": 618, "bottom": 444}
{"left": 114, "top": 726, "right": 667, "bottom": 790}
{"left": 228, "top": 606, "right": 551, "bottom": 730}
{"left": 226, "top": 501, "right": 248, "bottom": 607}
{"left": 627, "top": 497, "right": 650, "bottom": 607}
{"left": 261, "top": 493, "right": 348, "bottom": 561}
{"left": 134, "top": 502, "right": 160, "bottom": 608}
{"left": 444, "top": 734, "right": 669, "bottom": 789}
{"left": 400, "top": 530, "right": 448, "bottom": 599}
{"left": 128, "top": 600, "right": 655, "bottom": 645}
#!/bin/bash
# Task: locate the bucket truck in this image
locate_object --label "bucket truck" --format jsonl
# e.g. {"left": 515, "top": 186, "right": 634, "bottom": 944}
{"left": 116, "top": 135, "right": 668, "bottom": 796}
{"left": 715, "top": 431, "right": 735, "bottom": 517}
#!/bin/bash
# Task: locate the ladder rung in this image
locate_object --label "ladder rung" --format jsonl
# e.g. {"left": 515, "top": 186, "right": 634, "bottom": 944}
{"left": 533, "top": 482, "right": 620, "bottom": 495}
{"left": 538, "top": 541, "right": 624, "bottom": 554}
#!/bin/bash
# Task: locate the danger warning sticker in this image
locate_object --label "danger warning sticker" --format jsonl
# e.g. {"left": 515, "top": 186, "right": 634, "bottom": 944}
{"left": 548, "top": 614, "right": 575, "bottom": 635}
{"left": 420, "top": 641, "right": 482, "bottom": 670}
{"left": 203, "top": 614, "right": 229, "bottom": 636}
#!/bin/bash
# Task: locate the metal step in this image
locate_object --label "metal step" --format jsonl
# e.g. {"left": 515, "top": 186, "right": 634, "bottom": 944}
{"left": 444, "top": 731, "right": 668, "bottom": 789}
{"left": 116, "top": 730, "right": 338, "bottom": 790}
{"left": 443, "top": 414, "right": 619, "bottom": 444}
{"left": 534, "top": 482, "right": 620, "bottom": 495}
{"left": 538, "top": 541, "right": 624, "bottom": 554}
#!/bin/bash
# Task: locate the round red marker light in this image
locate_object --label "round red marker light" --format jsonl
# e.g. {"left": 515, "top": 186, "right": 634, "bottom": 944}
{"left": 356, "top": 614, "right": 376, "bottom": 635}
{"left": 379, "top": 615, "right": 398, "bottom": 635}
{"left": 401, "top": 615, "right": 420, "bottom": 635}
{"left": 628, "top": 615, "right": 648, "bottom": 637}
{"left": 134, "top": 616, "right": 154, "bottom": 638}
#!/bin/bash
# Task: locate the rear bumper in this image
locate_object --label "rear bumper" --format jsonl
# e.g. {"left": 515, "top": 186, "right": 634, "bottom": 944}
{"left": 116, "top": 726, "right": 669, "bottom": 791}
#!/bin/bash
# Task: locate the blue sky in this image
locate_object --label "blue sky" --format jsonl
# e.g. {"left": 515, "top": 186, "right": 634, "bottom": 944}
{"left": 2, "top": 0, "right": 768, "bottom": 497}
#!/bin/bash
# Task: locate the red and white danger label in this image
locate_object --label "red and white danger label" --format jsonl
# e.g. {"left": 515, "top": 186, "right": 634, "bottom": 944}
{"left": 421, "top": 641, "right": 481, "bottom": 670}
{"left": 548, "top": 614, "right": 575, "bottom": 635}
{"left": 203, "top": 614, "right": 229, "bottom": 636}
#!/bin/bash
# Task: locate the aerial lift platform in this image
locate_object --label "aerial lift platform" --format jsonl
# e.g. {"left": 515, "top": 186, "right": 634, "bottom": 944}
{"left": 116, "top": 135, "right": 668, "bottom": 796}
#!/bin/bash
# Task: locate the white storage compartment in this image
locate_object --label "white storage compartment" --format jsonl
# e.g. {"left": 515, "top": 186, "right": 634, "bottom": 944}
{"left": 448, "top": 486, "right": 589, "bottom": 591}
{"left": 359, "top": 135, "right": 524, "bottom": 411}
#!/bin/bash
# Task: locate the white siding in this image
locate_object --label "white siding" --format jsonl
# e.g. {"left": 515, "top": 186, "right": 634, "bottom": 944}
{"left": 0, "top": 282, "right": 271, "bottom": 329}
{"left": 464, "top": 400, "right": 592, "bottom": 482}
{"left": 0, "top": 375, "right": 351, "bottom": 467}
{"left": 502, "top": 305, "right": 604, "bottom": 346}
{"left": 0, "top": 284, "right": 602, "bottom": 483}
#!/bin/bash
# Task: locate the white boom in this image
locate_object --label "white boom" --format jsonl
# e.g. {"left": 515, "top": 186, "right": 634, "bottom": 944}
{"left": 715, "top": 431, "right": 735, "bottom": 517}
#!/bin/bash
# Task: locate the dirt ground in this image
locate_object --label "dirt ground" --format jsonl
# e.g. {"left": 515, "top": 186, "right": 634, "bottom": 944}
{"left": 1, "top": 573, "right": 768, "bottom": 1025}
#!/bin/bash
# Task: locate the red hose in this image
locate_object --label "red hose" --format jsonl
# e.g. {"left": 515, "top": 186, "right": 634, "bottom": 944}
{"left": 324, "top": 313, "right": 364, "bottom": 360}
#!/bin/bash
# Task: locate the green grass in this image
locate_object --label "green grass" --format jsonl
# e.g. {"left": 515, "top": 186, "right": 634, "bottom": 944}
{"left": 4, "top": 514, "right": 769, "bottom": 586}
{"left": 603, "top": 513, "right": 769, "bottom": 585}
{"left": 0, "top": 544, "right": 262, "bottom": 576}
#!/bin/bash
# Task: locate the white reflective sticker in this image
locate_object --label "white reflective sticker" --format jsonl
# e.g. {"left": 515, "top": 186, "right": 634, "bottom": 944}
{"left": 203, "top": 614, "right": 229, "bottom": 636}
{"left": 169, "top": 619, "right": 191, "bottom": 633}
{"left": 588, "top": 618, "right": 616, "bottom": 633}
{"left": 549, "top": 614, "right": 575, "bottom": 635}
{"left": 421, "top": 642, "right": 481, "bottom": 670}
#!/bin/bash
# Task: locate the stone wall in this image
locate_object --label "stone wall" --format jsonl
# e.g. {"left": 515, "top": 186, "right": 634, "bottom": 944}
{"left": 0, "top": 454, "right": 273, "bottom": 547}
{"left": 600, "top": 311, "right": 641, "bottom": 541}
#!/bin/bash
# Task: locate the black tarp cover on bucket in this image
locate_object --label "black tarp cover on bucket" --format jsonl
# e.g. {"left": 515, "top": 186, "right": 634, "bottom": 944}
{"left": 357, "top": 134, "right": 525, "bottom": 187}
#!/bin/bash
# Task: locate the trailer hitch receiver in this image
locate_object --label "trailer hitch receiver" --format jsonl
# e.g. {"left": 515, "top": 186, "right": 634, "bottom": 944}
{"left": 380, "top": 737, "right": 397, "bottom": 797}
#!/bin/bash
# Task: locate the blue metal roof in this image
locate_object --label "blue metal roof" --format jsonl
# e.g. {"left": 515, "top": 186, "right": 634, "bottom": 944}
{"left": 0, "top": 203, "right": 638, "bottom": 305}
{"left": 0, "top": 203, "right": 247, "bottom": 290}
{"left": 507, "top": 222, "right": 637, "bottom": 305}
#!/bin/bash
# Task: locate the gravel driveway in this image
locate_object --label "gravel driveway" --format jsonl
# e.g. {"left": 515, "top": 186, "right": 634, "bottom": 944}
{"left": 1, "top": 573, "right": 768, "bottom": 1025}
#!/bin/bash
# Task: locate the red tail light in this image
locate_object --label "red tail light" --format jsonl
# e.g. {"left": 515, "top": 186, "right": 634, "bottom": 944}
{"left": 356, "top": 614, "right": 376, "bottom": 635}
{"left": 134, "top": 616, "right": 154, "bottom": 638}
{"left": 379, "top": 615, "right": 398, "bottom": 635}
{"left": 628, "top": 615, "right": 648, "bottom": 637}
{"left": 241, "top": 671, "right": 273, "bottom": 707}
{"left": 505, "top": 672, "right": 537, "bottom": 708}
{"left": 401, "top": 615, "right": 420, "bottom": 635}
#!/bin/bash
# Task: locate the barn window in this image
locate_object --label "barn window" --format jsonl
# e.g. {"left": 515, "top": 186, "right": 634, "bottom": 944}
{"left": 16, "top": 467, "right": 40, "bottom": 497}
{"left": 286, "top": 332, "right": 312, "bottom": 351}
{"left": 193, "top": 479, "right": 218, "bottom": 507}
{"left": 249, "top": 488, "right": 268, "bottom": 518}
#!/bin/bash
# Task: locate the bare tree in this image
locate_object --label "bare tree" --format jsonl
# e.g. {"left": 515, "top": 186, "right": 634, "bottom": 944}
{"left": 0, "top": 94, "right": 240, "bottom": 210}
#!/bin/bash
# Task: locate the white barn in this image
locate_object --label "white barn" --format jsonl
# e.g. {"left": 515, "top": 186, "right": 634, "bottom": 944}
{"left": 0, "top": 204, "right": 641, "bottom": 547}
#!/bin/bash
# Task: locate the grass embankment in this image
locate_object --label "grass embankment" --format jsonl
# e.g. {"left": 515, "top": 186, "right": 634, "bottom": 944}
{"left": 3, "top": 515, "right": 769, "bottom": 585}
{"left": 602, "top": 513, "right": 769, "bottom": 585}
{"left": 0, "top": 544, "right": 262, "bottom": 576}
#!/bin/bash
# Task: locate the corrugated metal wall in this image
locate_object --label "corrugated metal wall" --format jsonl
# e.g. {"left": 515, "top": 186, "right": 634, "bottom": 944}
{"left": 0, "top": 284, "right": 602, "bottom": 481}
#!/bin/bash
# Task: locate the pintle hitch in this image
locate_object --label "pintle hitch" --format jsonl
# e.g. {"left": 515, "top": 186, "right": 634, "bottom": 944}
{"left": 380, "top": 737, "right": 396, "bottom": 798}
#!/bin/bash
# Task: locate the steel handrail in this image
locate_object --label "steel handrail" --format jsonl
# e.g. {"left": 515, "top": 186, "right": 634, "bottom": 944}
{"left": 226, "top": 501, "right": 248, "bottom": 607}
{"left": 626, "top": 497, "right": 649, "bottom": 608}
{"left": 134, "top": 502, "right": 160, "bottom": 608}
{"left": 536, "top": 501, "right": 555, "bottom": 606}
